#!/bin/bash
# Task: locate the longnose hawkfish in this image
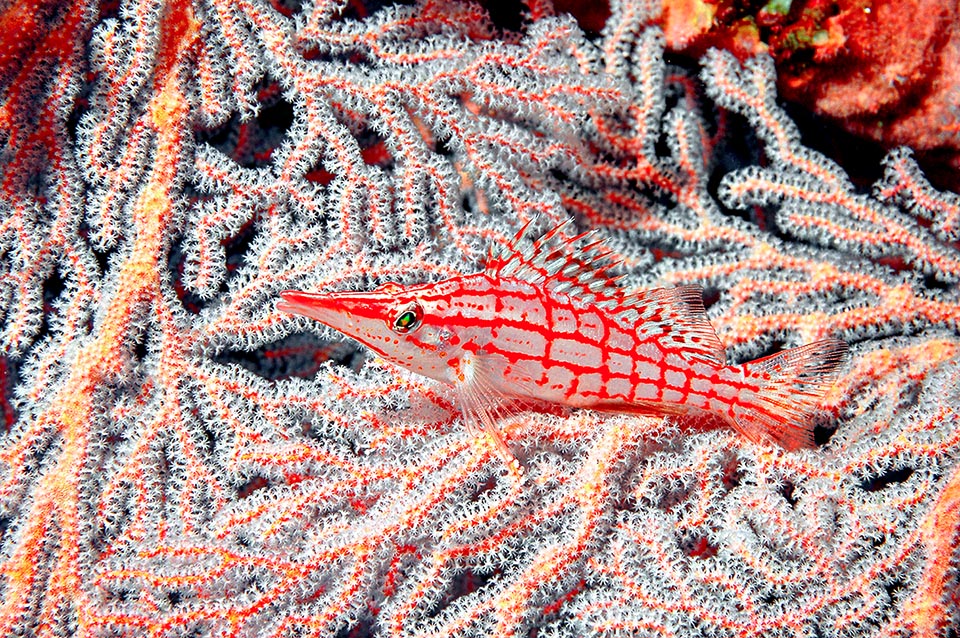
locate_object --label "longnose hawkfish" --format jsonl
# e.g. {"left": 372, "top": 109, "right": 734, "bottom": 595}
{"left": 278, "top": 222, "right": 847, "bottom": 471}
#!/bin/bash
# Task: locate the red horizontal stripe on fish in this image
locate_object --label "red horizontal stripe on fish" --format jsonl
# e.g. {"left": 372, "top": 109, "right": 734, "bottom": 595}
{"left": 278, "top": 220, "right": 848, "bottom": 471}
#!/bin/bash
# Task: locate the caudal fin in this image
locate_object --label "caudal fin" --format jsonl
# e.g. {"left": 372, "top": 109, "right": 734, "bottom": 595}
{"left": 731, "top": 339, "right": 848, "bottom": 451}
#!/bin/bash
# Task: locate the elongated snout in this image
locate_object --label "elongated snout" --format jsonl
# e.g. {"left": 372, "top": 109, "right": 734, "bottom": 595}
{"left": 278, "top": 289, "right": 399, "bottom": 346}
{"left": 278, "top": 290, "right": 337, "bottom": 324}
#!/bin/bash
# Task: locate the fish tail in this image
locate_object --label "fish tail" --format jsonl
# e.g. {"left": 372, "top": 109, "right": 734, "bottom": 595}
{"left": 729, "top": 339, "right": 849, "bottom": 451}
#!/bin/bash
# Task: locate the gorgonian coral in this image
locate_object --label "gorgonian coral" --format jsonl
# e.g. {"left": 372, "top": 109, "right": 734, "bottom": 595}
{"left": 0, "top": 0, "right": 957, "bottom": 636}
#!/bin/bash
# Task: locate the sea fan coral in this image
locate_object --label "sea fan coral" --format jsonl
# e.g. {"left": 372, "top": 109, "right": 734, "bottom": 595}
{"left": 0, "top": 0, "right": 957, "bottom": 636}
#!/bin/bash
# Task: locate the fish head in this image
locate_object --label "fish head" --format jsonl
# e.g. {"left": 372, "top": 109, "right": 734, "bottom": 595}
{"left": 278, "top": 281, "right": 473, "bottom": 384}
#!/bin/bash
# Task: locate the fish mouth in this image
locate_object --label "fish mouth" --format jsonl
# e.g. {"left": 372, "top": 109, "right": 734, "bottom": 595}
{"left": 277, "top": 290, "right": 322, "bottom": 316}
{"left": 277, "top": 289, "right": 379, "bottom": 338}
{"left": 278, "top": 290, "right": 350, "bottom": 327}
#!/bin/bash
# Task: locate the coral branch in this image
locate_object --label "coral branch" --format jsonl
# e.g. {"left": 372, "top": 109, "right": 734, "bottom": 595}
{"left": 0, "top": 0, "right": 957, "bottom": 636}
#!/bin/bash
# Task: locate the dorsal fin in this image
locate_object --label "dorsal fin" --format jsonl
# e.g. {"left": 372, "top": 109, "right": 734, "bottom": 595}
{"left": 486, "top": 220, "right": 625, "bottom": 301}
{"left": 619, "top": 285, "right": 727, "bottom": 366}
{"left": 487, "top": 222, "right": 727, "bottom": 367}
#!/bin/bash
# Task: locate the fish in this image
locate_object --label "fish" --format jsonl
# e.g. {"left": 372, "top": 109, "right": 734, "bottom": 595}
{"left": 277, "top": 221, "right": 848, "bottom": 470}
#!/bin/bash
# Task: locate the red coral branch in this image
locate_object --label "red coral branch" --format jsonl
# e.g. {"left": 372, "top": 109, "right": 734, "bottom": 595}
{"left": 0, "top": 0, "right": 958, "bottom": 636}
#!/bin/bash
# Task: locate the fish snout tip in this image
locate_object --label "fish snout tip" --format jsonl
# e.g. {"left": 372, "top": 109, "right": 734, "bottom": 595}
{"left": 277, "top": 290, "right": 323, "bottom": 317}
{"left": 276, "top": 290, "right": 361, "bottom": 332}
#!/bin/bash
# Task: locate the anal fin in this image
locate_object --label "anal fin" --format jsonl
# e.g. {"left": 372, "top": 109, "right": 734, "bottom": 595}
{"left": 590, "top": 399, "right": 687, "bottom": 417}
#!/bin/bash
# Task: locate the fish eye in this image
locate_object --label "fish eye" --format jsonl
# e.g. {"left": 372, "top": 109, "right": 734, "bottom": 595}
{"left": 391, "top": 302, "right": 422, "bottom": 333}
